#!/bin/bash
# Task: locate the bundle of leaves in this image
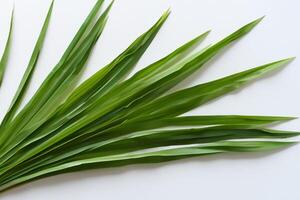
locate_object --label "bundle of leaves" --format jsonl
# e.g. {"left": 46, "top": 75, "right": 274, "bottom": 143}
{"left": 0, "top": 0, "right": 298, "bottom": 192}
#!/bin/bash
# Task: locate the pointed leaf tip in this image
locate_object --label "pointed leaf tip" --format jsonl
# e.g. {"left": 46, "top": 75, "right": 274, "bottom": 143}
{"left": 275, "top": 57, "right": 295, "bottom": 65}
{"left": 12, "top": 3, "right": 15, "bottom": 13}
{"left": 277, "top": 141, "right": 298, "bottom": 147}
{"left": 248, "top": 16, "right": 265, "bottom": 26}
{"left": 286, "top": 56, "right": 296, "bottom": 61}
{"left": 107, "top": 0, "right": 115, "bottom": 10}
{"left": 47, "top": 0, "right": 55, "bottom": 14}
{"left": 152, "top": 9, "right": 171, "bottom": 29}
{"left": 260, "top": 57, "right": 295, "bottom": 73}
{"left": 255, "top": 16, "right": 265, "bottom": 23}
{"left": 279, "top": 116, "right": 298, "bottom": 121}
{"left": 191, "top": 30, "right": 210, "bottom": 44}
{"left": 49, "top": 0, "right": 55, "bottom": 9}
{"left": 237, "top": 16, "right": 264, "bottom": 35}
{"left": 164, "top": 8, "right": 171, "bottom": 17}
{"left": 101, "top": 0, "right": 114, "bottom": 17}
{"left": 202, "top": 30, "right": 211, "bottom": 37}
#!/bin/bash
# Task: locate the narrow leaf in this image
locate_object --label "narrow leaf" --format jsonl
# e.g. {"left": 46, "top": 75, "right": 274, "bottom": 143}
{"left": 128, "top": 58, "right": 293, "bottom": 120}
{"left": 0, "top": 2, "right": 53, "bottom": 143}
{"left": 0, "top": 141, "right": 293, "bottom": 192}
{"left": 0, "top": 9, "right": 13, "bottom": 87}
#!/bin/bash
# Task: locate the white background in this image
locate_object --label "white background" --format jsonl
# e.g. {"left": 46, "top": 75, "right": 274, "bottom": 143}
{"left": 0, "top": 0, "right": 300, "bottom": 199}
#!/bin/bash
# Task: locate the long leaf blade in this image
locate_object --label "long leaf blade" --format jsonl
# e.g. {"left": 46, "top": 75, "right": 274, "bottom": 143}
{"left": 0, "top": 3, "right": 112, "bottom": 164}
{"left": 0, "top": 141, "right": 293, "bottom": 192}
{"left": 0, "top": 9, "right": 13, "bottom": 87}
{"left": 63, "top": 17, "right": 264, "bottom": 137}
{"left": 0, "top": 9, "right": 172, "bottom": 167}
{"left": 0, "top": 2, "right": 53, "bottom": 143}
{"left": 128, "top": 58, "right": 293, "bottom": 120}
{"left": 0, "top": 0, "right": 105, "bottom": 144}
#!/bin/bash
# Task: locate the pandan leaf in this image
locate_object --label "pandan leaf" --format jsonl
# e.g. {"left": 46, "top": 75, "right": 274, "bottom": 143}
{"left": 0, "top": 9, "right": 173, "bottom": 167}
{"left": 36, "top": 58, "right": 292, "bottom": 157}
{"left": 0, "top": 8, "right": 13, "bottom": 87}
{"left": 13, "top": 17, "right": 264, "bottom": 159}
{"left": 0, "top": 0, "right": 105, "bottom": 146}
{"left": 0, "top": 1, "right": 53, "bottom": 143}
{"left": 0, "top": 0, "right": 296, "bottom": 193}
{"left": 0, "top": 1, "right": 111, "bottom": 163}
{"left": 0, "top": 141, "right": 294, "bottom": 192}
{"left": 127, "top": 58, "right": 293, "bottom": 120}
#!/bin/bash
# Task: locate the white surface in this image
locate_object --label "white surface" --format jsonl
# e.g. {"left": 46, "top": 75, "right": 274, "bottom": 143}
{"left": 0, "top": 0, "right": 300, "bottom": 199}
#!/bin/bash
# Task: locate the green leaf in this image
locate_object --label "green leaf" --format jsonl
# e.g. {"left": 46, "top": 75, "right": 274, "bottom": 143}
{"left": 140, "top": 115, "right": 295, "bottom": 126}
{"left": 38, "top": 17, "right": 263, "bottom": 148}
{"left": 58, "top": 9, "right": 171, "bottom": 113}
{"left": 0, "top": 1, "right": 53, "bottom": 142}
{"left": 3, "top": 57, "right": 290, "bottom": 181}
{"left": 0, "top": 3, "right": 296, "bottom": 194}
{"left": 32, "top": 126, "right": 300, "bottom": 171}
{"left": 27, "top": 9, "right": 173, "bottom": 144}
{"left": 100, "top": 115, "right": 296, "bottom": 136}
{"left": 0, "top": 2, "right": 111, "bottom": 165}
{"left": 0, "top": 9, "right": 13, "bottom": 87}
{"left": 61, "top": 17, "right": 264, "bottom": 137}
{"left": 127, "top": 58, "right": 293, "bottom": 120}
{"left": 0, "top": 9, "right": 173, "bottom": 167}
{"left": 1, "top": 120, "right": 296, "bottom": 187}
{"left": 0, "top": 0, "right": 105, "bottom": 144}
{"left": 53, "top": 58, "right": 292, "bottom": 153}
{"left": 22, "top": 2, "right": 112, "bottom": 128}
{"left": 0, "top": 18, "right": 265, "bottom": 173}
{"left": 0, "top": 141, "right": 294, "bottom": 192}
{"left": 90, "top": 127, "right": 299, "bottom": 154}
